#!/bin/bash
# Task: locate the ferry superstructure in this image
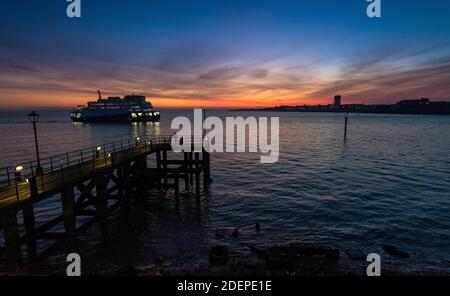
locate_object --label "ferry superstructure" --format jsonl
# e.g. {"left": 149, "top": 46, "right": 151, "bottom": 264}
{"left": 71, "top": 91, "right": 160, "bottom": 122}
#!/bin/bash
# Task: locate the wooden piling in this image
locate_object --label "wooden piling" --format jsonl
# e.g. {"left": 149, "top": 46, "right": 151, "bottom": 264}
{"left": 183, "top": 152, "right": 190, "bottom": 191}
{"left": 24, "top": 177, "right": 38, "bottom": 261}
{"left": 174, "top": 173, "right": 180, "bottom": 199}
{"left": 23, "top": 202, "right": 37, "bottom": 261}
{"left": 188, "top": 151, "right": 194, "bottom": 185}
{"left": 344, "top": 115, "right": 348, "bottom": 140}
{"left": 95, "top": 174, "right": 108, "bottom": 237}
{"left": 117, "top": 166, "right": 124, "bottom": 200}
{"left": 135, "top": 157, "right": 147, "bottom": 195}
{"left": 202, "top": 149, "right": 211, "bottom": 190}
{"left": 162, "top": 148, "right": 168, "bottom": 184}
{"left": 194, "top": 152, "right": 200, "bottom": 198}
{"left": 61, "top": 185, "right": 76, "bottom": 241}
{"left": 156, "top": 149, "right": 162, "bottom": 185}
{"left": 156, "top": 149, "right": 161, "bottom": 169}
{"left": 60, "top": 184, "right": 77, "bottom": 260}
{"left": 2, "top": 210, "right": 22, "bottom": 272}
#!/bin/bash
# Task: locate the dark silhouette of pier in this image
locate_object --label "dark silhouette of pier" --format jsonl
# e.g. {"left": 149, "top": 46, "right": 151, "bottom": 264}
{"left": 0, "top": 135, "right": 211, "bottom": 272}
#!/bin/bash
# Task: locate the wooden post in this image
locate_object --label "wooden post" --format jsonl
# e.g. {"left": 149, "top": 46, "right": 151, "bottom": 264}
{"left": 140, "top": 156, "right": 148, "bottom": 186}
{"left": 122, "top": 164, "right": 131, "bottom": 209}
{"left": 2, "top": 210, "right": 22, "bottom": 272}
{"left": 206, "top": 151, "right": 211, "bottom": 184}
{"left": 202, "top": 149, "right": 211, "bottom": 190}
{"left": 117, "top": 166, "right": 124, "bottom": 200}
{"left": 162, "top": 148, "right": 168, "bottom": 184}
{"left": 344, "top": 115, "right": 348, "bottom": 140}
{"left": 174, "top": 172, "right": 180, "bottom": 199}
{"left": 61, "top": 185, "right": 76, "bottom": 243}
{"left": 23, "top": 177, "right": 38, "bottom": 262}
{"left": 156, "top": 149, "right": 162, "bottom": 185}
{"left": 96, "top": 173, "right": 108, "bottom": 207}
{"left": 23, "top": 202, "right": 37, "bottom": 261}
{"left": 194, "top": 152, "right": 200, "bottom": 199}
{"left": 95, "top": 174, "right": 108, "bottom": 237}
{"left": 156, "top": 149, "right": 161, "bottom": 169}
{"left": 183, "top": 152, "right": 190, "bottom": 191}
{"left": 188, "top": 151, "right": 193, "bottom": 185}
{"left": 134, "top": 158, "right": 145, "bottom": 195}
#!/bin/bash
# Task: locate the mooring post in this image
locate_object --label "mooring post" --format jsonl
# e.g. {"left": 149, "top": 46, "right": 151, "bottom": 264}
{"left": 202, "top": 148, "right": 212, "bottom": 189}
{"left": 122, "top": 164, "right": 131, "bottom": 209}
{"left": 2, "top": 209, "right": 22, "bottom": 272}
{"left": 136, "top": 157, "right": 147, "bottom": 195}
{"left": 61, "top": 184, "right": 76, "bottom": 249}
{"left": 174, "top": 172, "right": 180, "bottom": 199}
{"left": 117, "top": 165, "right": 130, "bottom": 209}
{"left": 23, "top": 177, "right": 37, "bottom": 263}
{"left": 95, "top": 174, "right": 109, "bottom": 237}
{"left": 206, "top": 150, "right": 211, "bottom": 184}
{"left": 117, "top": 166, "right": 124, "bottom": 199}
{"left": 183, "top": 152, "right": 190, "bottom": 191}
{"left": 344, "top": 114, "right": 348, "bottom": 140}
{"left": 194, "top": 152, "right": 200, "bottom": 199}
{"left": 162, "top": 148, "right": 168, "bottom": 184}
{"left": 156, "top": 149, "right": 162, "bottom": 185}
{"left": 23, "top": 201, "right": 37, "bottom": 262}
{"left": 156, "top": 149, "right": 161, "bottom": 170}
{"left": 189, "top": 151, "right": 194, "bottom": 185}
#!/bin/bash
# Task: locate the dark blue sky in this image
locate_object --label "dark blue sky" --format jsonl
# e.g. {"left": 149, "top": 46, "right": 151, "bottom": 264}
{"left": 1, "top": 0, "right": 450, "bottom": 107}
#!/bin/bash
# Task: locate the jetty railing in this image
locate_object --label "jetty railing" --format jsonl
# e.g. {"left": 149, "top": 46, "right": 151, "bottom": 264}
{"left": 0, "top": 135, "right": 176, "bottom": 201}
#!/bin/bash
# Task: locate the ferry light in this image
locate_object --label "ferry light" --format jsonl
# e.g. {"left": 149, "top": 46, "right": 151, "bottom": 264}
{"left": 15, "top": 165, "right": 23, "bottom": 172}
{"left": 106, "top": 153, "right": 112, "bottom": 158}
{"left": 96, "top": 146, "right": 102, "bottom": 158}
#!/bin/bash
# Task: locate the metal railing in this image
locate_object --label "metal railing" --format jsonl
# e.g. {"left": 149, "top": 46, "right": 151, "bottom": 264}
{"left": 0, "top": 135, "right": 175, "bottom": 201}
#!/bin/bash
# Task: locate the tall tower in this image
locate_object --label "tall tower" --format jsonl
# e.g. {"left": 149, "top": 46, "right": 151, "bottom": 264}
{"left": 334, "top": 95, "right": 342, "bottom": 107}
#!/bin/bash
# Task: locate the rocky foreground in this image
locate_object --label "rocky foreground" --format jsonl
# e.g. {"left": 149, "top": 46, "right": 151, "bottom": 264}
{"left": 79, "top": 242, "right": 448, "bottom": 276}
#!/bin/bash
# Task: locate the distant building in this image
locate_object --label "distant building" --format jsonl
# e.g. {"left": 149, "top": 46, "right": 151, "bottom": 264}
{"left": 334, "top": 95, "right": 342, "bottom": 107}
{"left": 397, "top": 98, "right": 430, "bottom": 106}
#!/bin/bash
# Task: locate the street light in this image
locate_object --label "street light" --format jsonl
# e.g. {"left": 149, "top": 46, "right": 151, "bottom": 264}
{"left": 96, "top": 146, "right": 102, "bottom": 158}
{"left": 15, "top": 165, "right": 23, "bottom": 182}
{"left": 28, "top": 111, "right": 43, "bottom": 175}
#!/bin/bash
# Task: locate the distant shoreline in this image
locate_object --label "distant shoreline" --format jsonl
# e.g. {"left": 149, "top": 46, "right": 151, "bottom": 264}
{"left": 229, "top": 109, "right": 450, "bottom": 116}
{"left": 230, "top": 98, "right": 450, "bottom": 115}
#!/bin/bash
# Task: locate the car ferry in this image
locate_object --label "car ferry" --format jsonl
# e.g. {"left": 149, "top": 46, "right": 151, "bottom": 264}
{"left": 71, "top": 91, "right": 160, "bottom": 122}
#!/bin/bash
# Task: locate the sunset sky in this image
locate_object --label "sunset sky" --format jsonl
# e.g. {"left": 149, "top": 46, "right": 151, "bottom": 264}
{"left": 0, "top": 0, "right": 450, "bottom": 108}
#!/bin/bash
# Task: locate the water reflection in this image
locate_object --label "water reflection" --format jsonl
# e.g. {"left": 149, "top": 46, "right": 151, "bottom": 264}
{"left": 1, "top": 110, "right": 450, "bottom": 273}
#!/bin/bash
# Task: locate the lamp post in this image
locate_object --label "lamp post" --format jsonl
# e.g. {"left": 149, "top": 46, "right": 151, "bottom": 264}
{"left": 28, "top": 111, "right": 43, "bottom": 175}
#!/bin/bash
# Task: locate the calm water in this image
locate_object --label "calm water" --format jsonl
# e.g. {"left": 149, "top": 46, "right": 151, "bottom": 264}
{"left": 0, "top": 109, "right": 449, "bottom": 274}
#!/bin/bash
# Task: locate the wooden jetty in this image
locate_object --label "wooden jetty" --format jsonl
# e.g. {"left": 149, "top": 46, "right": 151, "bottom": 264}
{"left": 0, "top": 135, "right": 211, "bottom": 272}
